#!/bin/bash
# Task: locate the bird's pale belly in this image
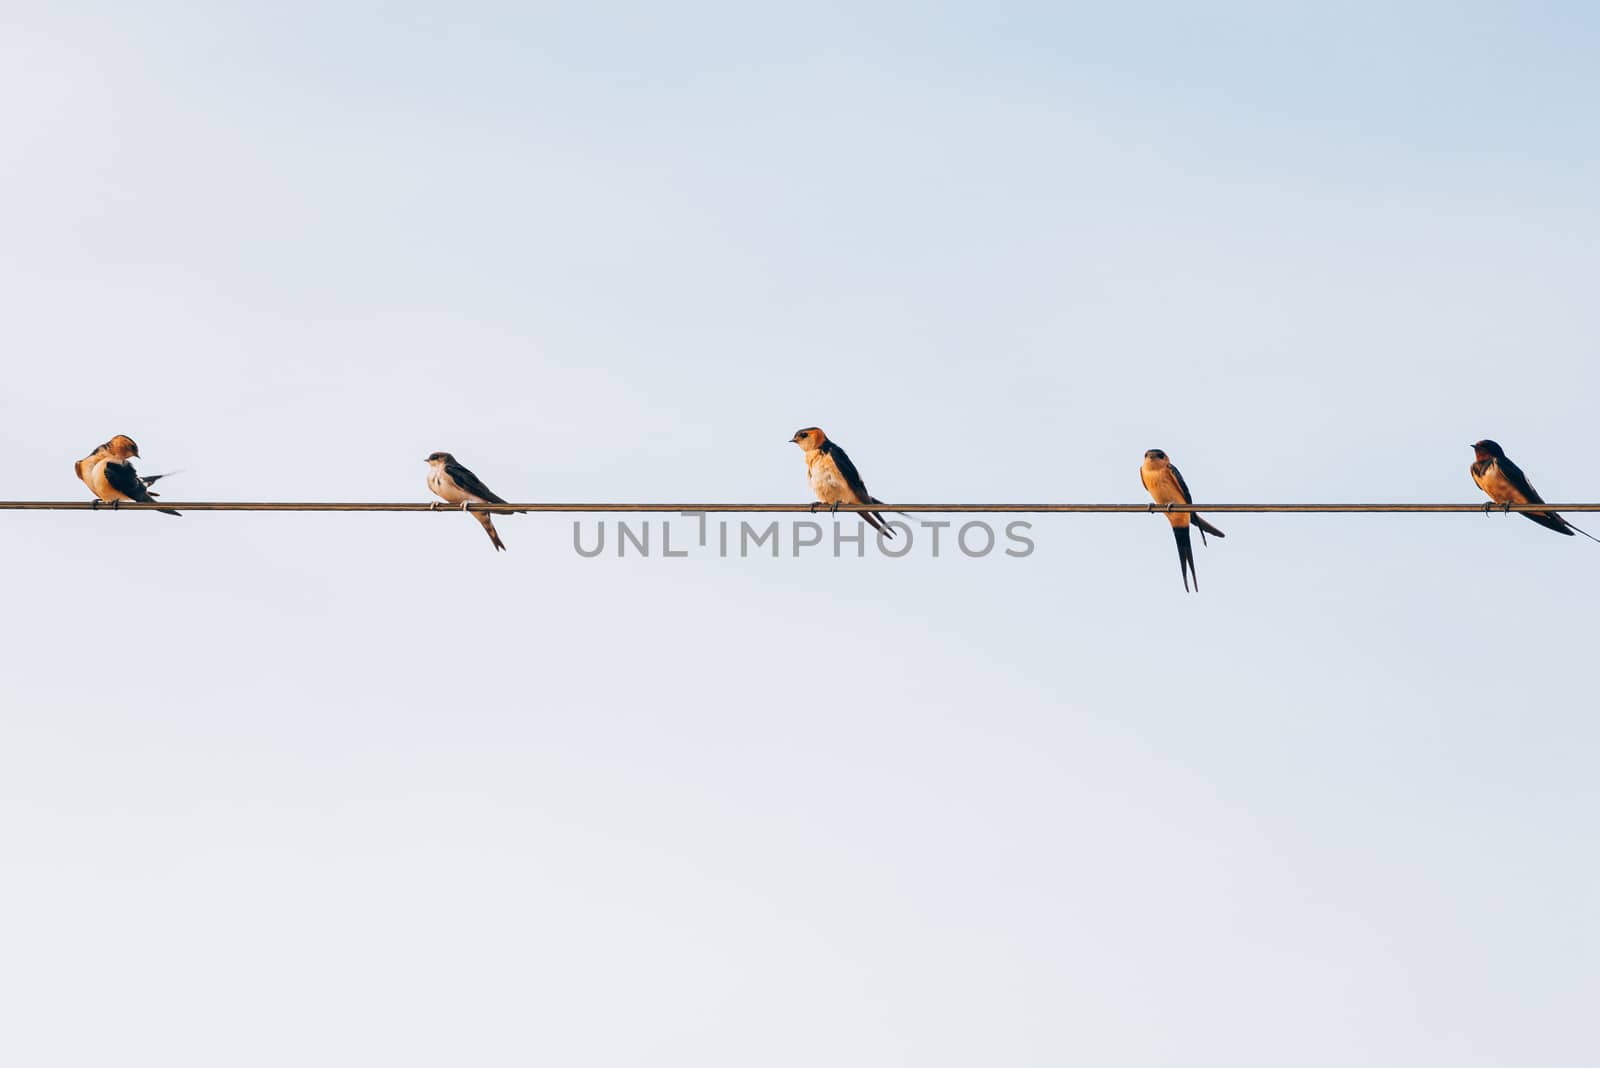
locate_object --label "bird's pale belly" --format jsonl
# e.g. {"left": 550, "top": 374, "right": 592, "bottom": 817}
{"left": 1476, "top": 467, "right": 1523, "bottom": 503}
{"left": 429, "top": 473, "right": 469, "bottom": 505}
{"left": 86, "top": 461, "right": 126, "bottom": 503}
{"left": 809, "top": 468, "right": 848, "bottom": 503}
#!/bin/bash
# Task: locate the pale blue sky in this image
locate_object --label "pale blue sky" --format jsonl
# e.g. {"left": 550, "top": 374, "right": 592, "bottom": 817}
{"left": 2, "top": 3, "right": 1597, "bottom": 1066}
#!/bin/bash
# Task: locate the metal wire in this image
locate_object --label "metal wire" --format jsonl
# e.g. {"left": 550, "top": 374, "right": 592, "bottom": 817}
{"left": 4, "top": 501, "right": 1600, "bottom": 514}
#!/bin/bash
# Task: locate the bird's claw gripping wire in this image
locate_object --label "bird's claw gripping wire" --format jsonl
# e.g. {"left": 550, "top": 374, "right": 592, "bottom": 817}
{"left": 830, "top": 502, "right": 841, "bottom": 514}
{"left": 809, "top": 502, "right": 821, "bottom": 514}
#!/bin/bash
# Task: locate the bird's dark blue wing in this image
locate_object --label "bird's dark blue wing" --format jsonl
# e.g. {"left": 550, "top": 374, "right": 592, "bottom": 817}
{"left": 1496, "top": 456, "right": 1547, "bottom": 504}
{"left": 1169, "top": 464, "right": 1196, "bottom": 505}
{"left": 822, "top": 441, "right": 873, "bottom": 501}
{"left": 1170, "top": 462, "right": 1225, "bottom": 541}
{"left": 445, "top": 461, "right": 507, "bottom": 504}
{"left": 104, "top": 461, "right": 181, "bottom": 515}
{"left": 103, "top": 461, "right": 157, "bottom": 502}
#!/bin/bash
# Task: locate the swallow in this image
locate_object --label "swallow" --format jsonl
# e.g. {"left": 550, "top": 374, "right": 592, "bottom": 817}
{"left": 426, "top": 451, "right": 512, "bottom": 551}
{"left": 1140, "top": 449, "right": 1225, "bottom": 592}
{"left": 1470, "top": 439, "right": 1599, "bottom": 542}
{"left": 76, "top": 434, "right": 180, "bottom": 516}
{"left": 75, "top": 435, "right": 172, "bottom": 494}
{"left": 789, "top": 427, "right": 896, "bottom": 537}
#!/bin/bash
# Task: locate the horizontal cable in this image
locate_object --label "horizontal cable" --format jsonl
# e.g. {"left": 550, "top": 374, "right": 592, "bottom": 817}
{"left": 4, "top": 501, "right": 1600, "bottom": 514}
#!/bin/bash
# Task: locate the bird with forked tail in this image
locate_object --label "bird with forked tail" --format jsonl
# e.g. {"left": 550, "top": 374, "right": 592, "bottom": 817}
{"left": 426, "top": 451, "right": 514, "bottom": 551}
{"left": 75, "top": 434, "right": 181, "bottom": 516}
{"left": 1140, "top": 448, "right": 1225, "bottom": 592}
{"left": 1470, "top": 439, "right": 1599, "bottom": 543}
{"left": 789, "top": 426, "right": 897, "bottom": 538}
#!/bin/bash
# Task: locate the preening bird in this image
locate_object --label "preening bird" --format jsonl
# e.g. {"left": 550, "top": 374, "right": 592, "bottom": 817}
{"left": 76, "top": 434, "right": 180, "bottom": 516}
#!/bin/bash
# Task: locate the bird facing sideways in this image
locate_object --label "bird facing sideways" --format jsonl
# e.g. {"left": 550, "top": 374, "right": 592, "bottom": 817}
{"left": 1470, "top": 439, "right": 1599, "bottom": 543}
{"left": 75, "top": 434, "right": 180, "bottom": 516}
{"left": 789, "top": 427, "right": 896, "bottom": 538}
{"left": 426, "top": 451, "right": 513, "bottom": 551}
{"left": 1140, "top": 449, "right": 1224, "bottom": 592}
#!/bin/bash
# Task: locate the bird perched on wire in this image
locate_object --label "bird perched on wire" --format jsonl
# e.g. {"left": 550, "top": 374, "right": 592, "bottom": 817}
{"left": 426, "top": 451, "right": 514, "bottom": 551}
{"left": 789, "top": 426, "right": 897, "bottom": 538}
{"left": 1470, "top": 439, "right": 1599, "bottom": 542}
{"left": 75, "top": 434, "right": 181, "bottom": 516}
{"left": 1140, "top": 448, "right": 1224, "bottom": 592}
